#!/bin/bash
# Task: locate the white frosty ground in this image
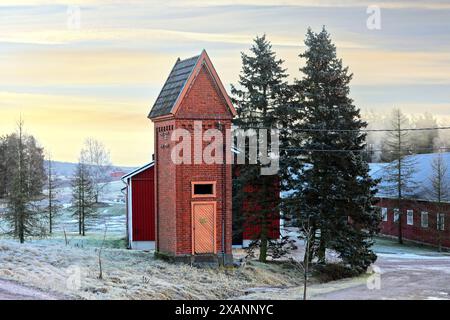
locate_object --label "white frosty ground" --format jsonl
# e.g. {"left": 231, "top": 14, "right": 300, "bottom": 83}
{"left": 0, "top": 240, "right": 304, "bottom": 300}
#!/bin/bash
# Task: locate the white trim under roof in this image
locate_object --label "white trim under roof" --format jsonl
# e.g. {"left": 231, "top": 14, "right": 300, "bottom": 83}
{"left": 121, "top": 162, "right": 154, "bottom": 182}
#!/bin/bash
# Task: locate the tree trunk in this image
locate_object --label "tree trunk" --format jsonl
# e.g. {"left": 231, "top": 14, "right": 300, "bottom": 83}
{"left": 259, "top": 225, "right": 268, "bottom": 263}
{"left": 78, "top": 207, "right": 82, "bottom": 235}
{"left": 82, "top": 208, "right": 85, "bottom": 236}
{"left": 49, "top": 209, "right": 52, "bottom": 234}
{"left": 304, "top": 228, "right": 315, "bottom": 265}
{"left": 19, "top": 210, "right": 24, "bottom": 244}
{"left": 397, "top": 117, "right": 403, "bottom": 245}
{"left": 317, "top": 233, "right": 326, "bottom": 264}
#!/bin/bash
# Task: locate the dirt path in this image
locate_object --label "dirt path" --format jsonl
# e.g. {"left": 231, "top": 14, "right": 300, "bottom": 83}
{"left": 238, "top": 252, "right": 450, "bottom": 300}
{"left": 0, "top": 279, "right": 66, "bottom": 300}
{"left": 312, "top": 254, "right": 450, "bottom": 300}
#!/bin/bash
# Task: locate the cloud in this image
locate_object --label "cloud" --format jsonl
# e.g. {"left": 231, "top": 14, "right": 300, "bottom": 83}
{"left": 0, "top": 49, "right": 180, "bottom": 86}
{"left": 0, "top": 91, "right": 154, "bottom": 166}
{"left": 4, "top": 0, "right": 450, "bottom": 9}
{"left": 340, "top": 49, "right": 450, "bottom": 85}
{"left": 1, "top": 0, "right": 449, "bottom": 165}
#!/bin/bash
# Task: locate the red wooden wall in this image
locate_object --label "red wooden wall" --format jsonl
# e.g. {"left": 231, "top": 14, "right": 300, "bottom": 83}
{"left": 234, "top": 166, "right": 281, "bottom": 241}
{"left": 376, "top": 197, "right": 450, "bottom": 248}
{"left": 131, "top": 167, "right": 155, "bottom": 241}
{"left": 242, "top": 184, "right": 281, "bottom": 240}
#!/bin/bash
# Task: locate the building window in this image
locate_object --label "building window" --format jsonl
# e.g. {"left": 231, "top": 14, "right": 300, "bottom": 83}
{"left": 406, "top": 210, "right": 414, "bottom": 226}
{"left": 421, "top": 212, "right": 428, "bottom": 228}
{"left": 393, "top": 208, "right": 399, "bottom": 222}
{"left": 381, "top": 207, "right": 388, "bottom": 222}
{"left": 437, "top": 213, "right": 445, "bottom": 231}
{"left": 192, "top": 181, "right": 216, "bottom": 198}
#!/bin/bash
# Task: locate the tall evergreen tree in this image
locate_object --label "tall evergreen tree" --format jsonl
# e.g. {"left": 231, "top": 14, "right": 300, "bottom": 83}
{"left": 3, "top": 121, "right": 45, "bottom": 243}
{"left": 45, "top": 156, "right": 61, "bottom": 234}
{"left": 231, "top": 35, "right": 290, "bottom": 262}
{"left": 290, "top": 27, "right": 379, "bottom": 272}
{"left": 0, "top": 136, "right": 7, "bottom": 198}
{"left": 71, "top": 160, "right": 96, "bottom": 236}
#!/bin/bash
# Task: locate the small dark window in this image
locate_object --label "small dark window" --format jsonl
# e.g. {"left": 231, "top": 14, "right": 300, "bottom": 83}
{"left": 194, "top": 184, "right": 214, "bottom": 195}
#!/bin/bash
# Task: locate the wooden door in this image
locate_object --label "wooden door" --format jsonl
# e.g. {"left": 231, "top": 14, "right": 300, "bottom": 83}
{"left": 192, "top": 202, "right": 216, "bottom": 254}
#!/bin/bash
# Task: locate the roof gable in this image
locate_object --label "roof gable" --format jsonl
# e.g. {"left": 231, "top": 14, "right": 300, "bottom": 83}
{"left": 148, "top": 50, "right": 236, "bottom": 119}
{"left": 121, "top": 162, "right": 154, "bottom": 181}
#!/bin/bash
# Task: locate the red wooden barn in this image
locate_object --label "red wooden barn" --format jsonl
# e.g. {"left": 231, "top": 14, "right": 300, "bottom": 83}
{"left": 122, "top": 162, "right": 155, "bottom": 250}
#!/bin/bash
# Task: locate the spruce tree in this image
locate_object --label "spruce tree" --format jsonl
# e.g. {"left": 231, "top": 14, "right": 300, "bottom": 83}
{"left": 72, "top": 161, "right": 96, "bottom": 236}
{"left": 0, "top": 136, "right": 7, "bottom": 198}
{"left": 231, "top": 34, "right": 290, "bottom": 262}
{"left": 291, "top": 27, "right": 379, "bottom": 272}
{"left": 3, "top": 121, "right": 45, "bottom": 243}
{"left": 45, "top": 156, "right": 61, "bottom": 234}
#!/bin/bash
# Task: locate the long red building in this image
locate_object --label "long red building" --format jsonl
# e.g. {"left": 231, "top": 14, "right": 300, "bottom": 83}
{"left": 371, "top": 153, "right": 450, "bottom": 249}
{"left": 376, "top": 197, "right": 450, "bottom": 249}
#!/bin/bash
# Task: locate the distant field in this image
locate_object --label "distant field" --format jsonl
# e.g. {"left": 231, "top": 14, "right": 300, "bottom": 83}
{"left": 0, "top": 180, "right": 128, "bottom": 249}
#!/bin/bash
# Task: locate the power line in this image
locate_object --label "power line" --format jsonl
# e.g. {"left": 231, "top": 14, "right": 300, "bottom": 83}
{"left": 239, "top": 126, "right": 450, "bottom": 133}
{"left": 243, "top": 145, "right": 450, "bottom": 153}
{"left": 281, "top": 147, "right": 450, "bottom": 153}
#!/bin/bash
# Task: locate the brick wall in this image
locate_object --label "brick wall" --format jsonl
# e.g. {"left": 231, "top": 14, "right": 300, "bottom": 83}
{"left": 154, "top": 120, "right": 176, "bottom": 254}
{"left": 154, "top": 65, "right": 233, "bottom": 257}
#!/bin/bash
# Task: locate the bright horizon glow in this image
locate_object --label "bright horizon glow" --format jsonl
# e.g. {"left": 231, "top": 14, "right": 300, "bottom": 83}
{"left": 1, "top": 1, "right": 450, "bottom": 166}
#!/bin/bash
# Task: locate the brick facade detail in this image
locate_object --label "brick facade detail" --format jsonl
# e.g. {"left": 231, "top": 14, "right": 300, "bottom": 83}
{"left": 152, "top": 62, "right": 234, "bottom": 263}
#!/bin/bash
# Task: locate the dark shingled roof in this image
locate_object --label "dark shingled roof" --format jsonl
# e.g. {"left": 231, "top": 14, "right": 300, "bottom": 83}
{"left": 148, "top": 54, "right": 200, "bottom": 118}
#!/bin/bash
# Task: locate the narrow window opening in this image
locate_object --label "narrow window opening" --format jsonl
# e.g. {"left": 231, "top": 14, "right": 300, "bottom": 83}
{"left": 192, "top": 182, "right": 216, "bottom": 198}
{"left": 194, "top": 184, "right": 213, "bottom": 195}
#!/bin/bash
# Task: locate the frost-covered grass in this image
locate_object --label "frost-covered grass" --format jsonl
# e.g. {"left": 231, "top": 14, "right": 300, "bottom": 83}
{"left": 373, "top": 237, "right": 450, "bottom": 257}
{"left": 0, "top": 239, "right": 306, "bottom": 300}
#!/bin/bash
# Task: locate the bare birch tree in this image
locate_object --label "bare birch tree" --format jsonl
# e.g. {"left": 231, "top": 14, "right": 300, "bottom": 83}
{"left": 427, "top": 153, "right": 450, "bottom": 251}
{"left": 81, "top": 138, "right": 112, "bottom": 204}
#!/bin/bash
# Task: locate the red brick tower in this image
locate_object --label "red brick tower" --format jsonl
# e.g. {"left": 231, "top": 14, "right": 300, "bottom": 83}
{"left": 148, "top": 50, "right": 236, "bottom": 265}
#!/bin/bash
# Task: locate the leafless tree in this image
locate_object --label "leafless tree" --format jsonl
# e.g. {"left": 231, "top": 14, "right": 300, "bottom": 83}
{"left": 81, "top": 138, "right": 112, "bottom": 203}
{"left": 299, "top": 218, "right": 314, "bottom": 300}
{"left": 427, "top": 153, "right": 450, "bottom": 251}
{"left": 382, "top": 109, "right": 417, "bottom": 244}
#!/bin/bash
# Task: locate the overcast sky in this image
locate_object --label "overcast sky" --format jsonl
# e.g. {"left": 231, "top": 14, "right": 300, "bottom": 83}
{"left": 1, "top": 0, "right": 450, "bottom": 166}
